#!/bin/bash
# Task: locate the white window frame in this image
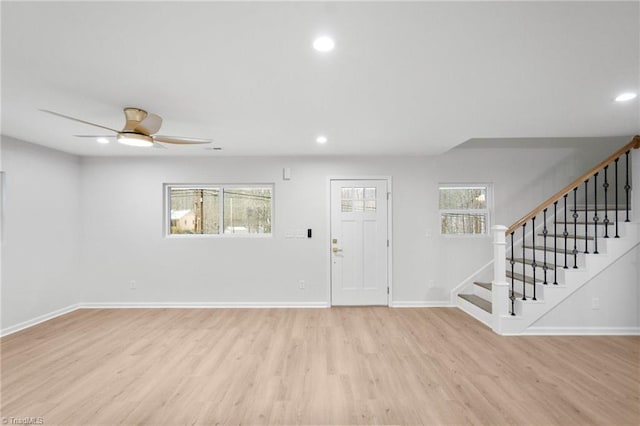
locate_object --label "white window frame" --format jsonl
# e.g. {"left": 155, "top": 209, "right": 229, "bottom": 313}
{"left": 438, "top": 183, "right": 493, "bottom": 237}
{"left": 164, "top": 183, "right": 274, "bottom": 238}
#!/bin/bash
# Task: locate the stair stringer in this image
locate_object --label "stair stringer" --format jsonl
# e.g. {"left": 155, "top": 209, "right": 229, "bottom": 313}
{"left": 496, "top": 222, "right": 640, "bottom": 335}
{"left": 451, "top": 257, "right": 494, "bottom": 327}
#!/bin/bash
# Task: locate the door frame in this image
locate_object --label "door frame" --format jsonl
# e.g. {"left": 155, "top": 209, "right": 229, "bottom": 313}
{"left": 327, "top": 176, "right": 393, "bottom": 307}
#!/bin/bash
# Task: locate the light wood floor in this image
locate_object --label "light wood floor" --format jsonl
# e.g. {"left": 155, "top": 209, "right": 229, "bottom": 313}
{"left": 1, "top": 308, "right": 639, "bottom": 425}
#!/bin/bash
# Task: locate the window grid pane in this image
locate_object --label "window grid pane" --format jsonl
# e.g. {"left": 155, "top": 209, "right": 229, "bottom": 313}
{"left": 168, "top": 186, "right": 272, "bottom": 236}
{"left": 169, "top": 188, "right": 219, "bottom": 234}
{"left": 341, "top": 187, "right": 376, "bottom": 212}
{"left": 439, "top": 185, "right": 490, "bottom": 235}
{"left": 441, "top": 213, "right": 487, "bottom": 235}
{"left": 439, "top": 187, "right": 487, "bottom": 210}
{"left": 223, "top": 188, "right": 272, "bottom": 234}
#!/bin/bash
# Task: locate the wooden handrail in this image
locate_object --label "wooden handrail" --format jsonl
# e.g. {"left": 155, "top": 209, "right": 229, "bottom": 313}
{"left": 505, "top": 135, "right": 640, "bottom": 235}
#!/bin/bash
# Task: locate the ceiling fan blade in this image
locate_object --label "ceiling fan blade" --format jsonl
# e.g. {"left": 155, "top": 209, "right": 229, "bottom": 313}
{"left": 73, "top": 135, "right": 116, "bottom": 138}
{"left": 40, "top": 109, "right": 120, "bottom": 133}
{"left": 153, "top": 135, "right": 212, "bottom": 145}
{"left": 134, "top": 112, "right": 163, "bottom": 135}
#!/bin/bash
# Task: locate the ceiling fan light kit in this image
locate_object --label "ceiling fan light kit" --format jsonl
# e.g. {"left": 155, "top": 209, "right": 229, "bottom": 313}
{"left": 117, "top": 132, "right": 154, "bottom": 147}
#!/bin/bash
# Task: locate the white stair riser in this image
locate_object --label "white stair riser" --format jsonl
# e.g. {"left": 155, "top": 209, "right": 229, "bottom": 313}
{"left": 522, "top": 248, "right": 586, "bottom": 268}
{"left": 538, "top": 237, "right": 602, "bottom": 252}
{"left": 473, "top": 285, "right": 492, "bottom": 301}
{"left": 566, "top": 210, "right": 630, "bottom": 223}
{"left": 505, "top": 281, "right": 545, "bottom": 299}
{"left": 551, "top": 224, "right": 616, "bottom": 238}
{"left": 457, "top": 295, "right": 492, "bottom": 327}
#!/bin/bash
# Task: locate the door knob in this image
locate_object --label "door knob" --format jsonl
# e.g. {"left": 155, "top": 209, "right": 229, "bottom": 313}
{"left": 332, "top": 247, "right": 343, "bottom": 253}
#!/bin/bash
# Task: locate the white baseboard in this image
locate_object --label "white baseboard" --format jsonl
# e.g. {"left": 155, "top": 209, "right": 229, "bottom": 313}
{"left": 1, "top": 303, "right": 79, "bottom": 337}
{"left": 79, "top": 301, "right": 330, "bottom": 309}
{"left": 390, "top": 301, "right": 455, "bottom": 308}
{"left": 520, "top": 326, "right": 640, "bottom": 336}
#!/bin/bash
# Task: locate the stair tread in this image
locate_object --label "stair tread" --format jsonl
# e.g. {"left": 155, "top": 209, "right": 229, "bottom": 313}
{"left": 458, "top": 293, "right": 492, "bottom": 313}
{"left": 510, "top": 257, "right": 557, "bottom": 269}
{"left": 571, "top": 205, "right": 629, "bottom": 211}
{"left": 538, "top": 233, "right": 594, "bottom": 240}
{"left": 473, "top": 281, "right": 491, "bottom": 290}
{"left": 554, "top": 221, "right": 615, "bottom": 225}
{"left": 473, "top": 281, "right": 523, "bottom": 298}
{"left": 523, "top": 244, "right": 577, "bottom": 255}
{"left": 506, "top": 270, "right": 544, "bottom": 284}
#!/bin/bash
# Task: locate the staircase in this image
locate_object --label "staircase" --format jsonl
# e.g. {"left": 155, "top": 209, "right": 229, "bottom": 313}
{"left": 455, "top": 136, "right": 640, "bottom": 334}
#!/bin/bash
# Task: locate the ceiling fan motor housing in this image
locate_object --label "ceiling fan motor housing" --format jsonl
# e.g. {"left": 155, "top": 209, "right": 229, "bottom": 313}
{"left": 123, "top": 107, "right": 148, "bottom": 132}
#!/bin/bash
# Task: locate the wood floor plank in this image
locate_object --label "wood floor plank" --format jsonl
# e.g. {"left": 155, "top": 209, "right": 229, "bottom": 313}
{"left": 1, "top": 307, "right": 638, "bottom": 425}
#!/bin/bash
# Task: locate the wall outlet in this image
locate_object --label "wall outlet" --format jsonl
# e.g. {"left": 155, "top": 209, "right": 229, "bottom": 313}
{"left": 592, "top": 297, "right": 600, "bottom": 310}
{"left": 428, "top": 279, "right": 435, "bottom": 288}
{"left": 298, "top": 280, "right": 305, "bottom": 289}
{"left": 129, "top": 280, "right": 137, "bottom": 290}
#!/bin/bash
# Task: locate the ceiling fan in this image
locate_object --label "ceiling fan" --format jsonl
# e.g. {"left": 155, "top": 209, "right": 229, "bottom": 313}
{"left": 40, "top": 107, "right": 212, "bottom": 148}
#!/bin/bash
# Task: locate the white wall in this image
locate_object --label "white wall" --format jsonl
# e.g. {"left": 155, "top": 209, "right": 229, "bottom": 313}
{"left": 1, "top": 137, "right": 81, "bottom": 331}
{"left": 531, "top": 245, "right": 640, "bottom": 331}
{"left": 79, "top": 140, "right": 620, "bottom": 306}
{"left": 2, "top": 133, "right": 634, "bottom": 332}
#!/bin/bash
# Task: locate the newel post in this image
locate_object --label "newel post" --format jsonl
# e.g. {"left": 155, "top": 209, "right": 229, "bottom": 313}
{"left": 632, "top": 143, "right": 640, "bottom": 222}
{"left": 491, "top": 225, "right": 510, "bottom": 334}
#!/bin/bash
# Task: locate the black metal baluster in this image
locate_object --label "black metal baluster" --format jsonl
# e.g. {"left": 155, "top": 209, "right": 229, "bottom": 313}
{"left": 531, "top": 217, "right": 537, "bottom": 301}
{"left": 563, "top": 194, "right": 568, "bottom": 269}
{"left": 615, "top": 158, "right": 620, "bottom": 238}
{"left": 604, "top": 165, "right": 609, "bottom": 238}
{"left": 510, "top": 232, "right": 515, "bottom": 316}
{"left": 625, "top": 151, "right": 631, "bottom": 222}
{"left": 542, "top": 208, "right": 548, "bottom": 285}
{"left": 522, "top": 223, "right": 527, "bottom": 300}
{"left": 593, "top": 172, "right": 599, "bottom": 254}
{"left": 573, "top": 187, "right": 578, "bottom": 268}
{"left": 584, "top": 180, "right": 589, "bottom": 254}
{"left": 553, "top": 201, "right": 558, "bottom": 284}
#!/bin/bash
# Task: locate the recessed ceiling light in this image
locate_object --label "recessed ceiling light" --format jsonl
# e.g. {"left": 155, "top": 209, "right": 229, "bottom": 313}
{"left": 316, "top": 135, "right": 328, "bottom": 144}
{"left": 615, "top": 92, "right": 637, "bottom": 102}
{"left": 313, "top": 37, "right": 335, "bottom": 52}
{"left": 96, "top": 137, "right": 110, "bottom": 144}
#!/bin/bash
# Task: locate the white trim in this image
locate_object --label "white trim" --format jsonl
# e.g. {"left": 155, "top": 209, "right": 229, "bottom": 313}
{"left": 1, "top": 303, "right": 79, "bottom": 337}
{"left": 456, "top": 302, "right": 492, "bottom": 328}
{"left": 79, "top": 302, "right": 330, "bottom": 309}
{"left": 518, "top": 326, "right": 640, "bottom": 336}
{"left": 390, "top": 301, "right": 455, "bottom": 308}
{"left": 449, "top": 259, "right": 494, "bottom": 303}
{"left": 328, "top": 176, "right": 393, "bottom": 307}
{"left": 163, "top": 183, "right": 275, "bottom": 238}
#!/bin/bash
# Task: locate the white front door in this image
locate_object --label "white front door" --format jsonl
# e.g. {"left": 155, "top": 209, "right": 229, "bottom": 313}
{"left": 330, "top": 179, "right": 389, "bottom": 306}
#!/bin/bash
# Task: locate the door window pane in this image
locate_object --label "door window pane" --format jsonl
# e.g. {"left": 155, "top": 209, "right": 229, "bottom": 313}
{"left": 341, "top": 187, "right": 353, "bottom": 200}
{"left": 364, "top": 188, "right": 376, "bottom": 200}
{"left": 341, "top": 186, "right": 377, "bottom": 213}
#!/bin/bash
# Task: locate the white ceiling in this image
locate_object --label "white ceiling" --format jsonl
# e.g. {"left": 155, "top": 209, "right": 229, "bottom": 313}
{"left": 2, "top": 1, "right": 639, "bottom": 157}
